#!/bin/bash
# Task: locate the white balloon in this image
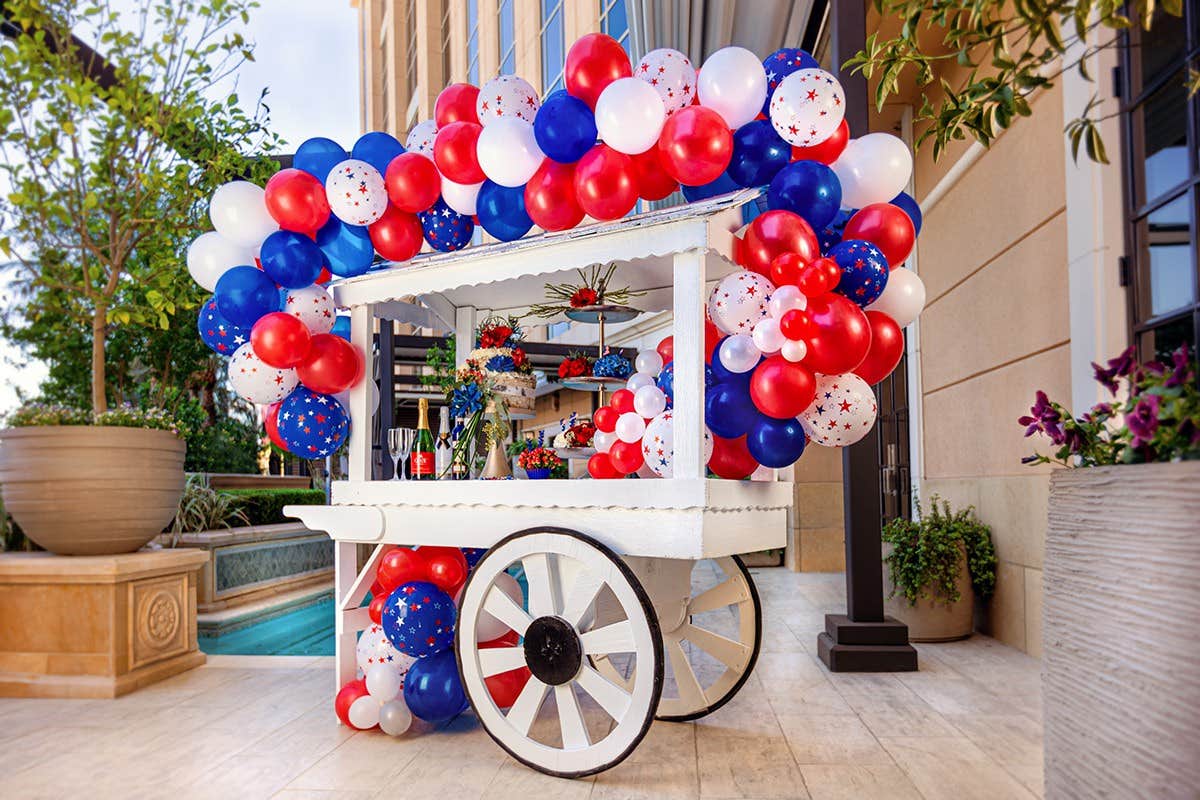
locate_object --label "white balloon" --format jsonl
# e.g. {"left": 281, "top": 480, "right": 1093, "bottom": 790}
{"left": 752, "top": 317, "right": 786, "bottom": 354}
{"left": 833, "top": 133, "right": 913, "bottom": 209}
{"left": 595, "top": 77, "right": 666, "bottom": 155}
{"left": 365, "top": 663, "right": 403, "bottom": 702}
{"left": 866, "top": 267, "right": 926, "bottom": 327}
{"left": 186, "top": 231, "right": 255, "bottom": 292}
{"left": 476, "top": 117, "right": 544, "bottom": 187}
{"left": 641, "top": 410, "right": 674, "bottom": 477}
{"left": 284, "top": 285, "right": 336, "bottom": 334}
{"left": 698, "top": 46, "right": 767, "bottom": 129}
{"left": 593, "top": 429, "right": 617, "bottom": 454}
{"left": 626, "top": 372, "right": 656, "bottom": 392}
{"left": 634, "top": 349, "right": 664, "bottom": 376}
{"left": 378, "top": 699, "right": 413, "bottom": 736}
{"left": 719, "top": 334, "right": 762, "bottom": 374}
{"left": 325, "top": 159, "right": 388, "bottom": 226}
{"left": 707, "top": 270, "right": 776, "bottom": 335}
{"left": 228, "top": 343, "right": 298, "bottom": 404}
{"left": 635, "top": 48, "right": 697, "bottom": 115}
{"left": 798, "top": 372, "right": 878, "bottom": 447}
{"left": 347, "top": 695, "right": 380, "bottom": 730}
{"left": 441, "top": 176, "right": 483, "bottom": 216}
{"left": 475, "top": 572, "right": 524, "bottom": 642}
{"left": 405, "top": 120, "right": 438, "bottom": 158}
{"left": 781, "top": 338, "right": 808, "bottom": 363}
{"left": 768, "top": 284, "right": 807, "bottom": 319}
{"left": 633, "top": 385, "right": 668, "bottom": 419}
{"left": 209, "top": 181, "right": 276, "bottom": 248}
{"left": 355, "top": 623, "right": 414, "bottom": 680}
{"left": 769, "top": 68, "right": 846, "bottom": 148}
{"left": 477, "top": 75, "right": 540, "bottom": 125}
{"left": 750, "top": 464, "right": 775, "bottom": 481}
{"left": 615, "top": 412, "right": 646, "bottom": 444}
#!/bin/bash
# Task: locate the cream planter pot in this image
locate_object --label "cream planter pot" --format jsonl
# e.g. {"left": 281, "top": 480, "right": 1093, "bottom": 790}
{"left": 883, "top": 541, "right": 974, "bottom": 642}
{"left": 0, "top": 426, "right": 186, "bottom": 555}
{"left": 1044, "top": 462, "right": 1200, "bottom": 800}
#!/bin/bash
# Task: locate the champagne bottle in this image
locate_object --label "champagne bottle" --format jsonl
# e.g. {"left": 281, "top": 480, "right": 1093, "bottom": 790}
{"left": 412, "top": 398, "right": 436, "bottom": 480}
{"left": 450, "top": 416, "right": 469, "bottom": 480}
{"left": 435, "top": 406, "right": 452, "bottom": 479}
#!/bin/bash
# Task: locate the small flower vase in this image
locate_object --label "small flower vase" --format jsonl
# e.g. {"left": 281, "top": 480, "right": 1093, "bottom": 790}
{"left": 525, "top": 467, "right": 551, "bottom": 480}
{"left": 481, "top": 441, "right": 512, "bottom": 479}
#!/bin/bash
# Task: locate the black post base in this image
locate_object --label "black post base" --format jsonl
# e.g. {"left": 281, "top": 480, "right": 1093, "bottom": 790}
{"left": 817, "top": 614, "right": 918, "bottom": 672}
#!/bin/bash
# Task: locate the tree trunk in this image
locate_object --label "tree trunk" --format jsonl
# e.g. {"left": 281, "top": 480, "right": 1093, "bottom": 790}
{"left": 91, "top": 305, "right": 107, "bottom": 413}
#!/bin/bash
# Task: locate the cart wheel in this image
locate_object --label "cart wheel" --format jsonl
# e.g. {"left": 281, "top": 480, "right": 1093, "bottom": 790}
{"left": 456, "top": 528, "right": 663, "bottom": 778}
{"left": 592, "top": 556, "right": 761, "bottom": 722}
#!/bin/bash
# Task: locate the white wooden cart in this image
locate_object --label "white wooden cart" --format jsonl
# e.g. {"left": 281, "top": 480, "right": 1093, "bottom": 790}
{"left": 286, "top": 190, "right": 794, "bottom": 778}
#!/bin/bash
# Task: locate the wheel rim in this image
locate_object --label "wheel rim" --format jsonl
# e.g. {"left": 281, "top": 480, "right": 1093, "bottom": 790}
{"left": 456, "top": 529, "right": 662, "bottom": 778}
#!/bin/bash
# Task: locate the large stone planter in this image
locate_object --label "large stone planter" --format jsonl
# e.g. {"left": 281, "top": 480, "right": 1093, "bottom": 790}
{"left": 0, "top": 426, "right": 185, "bottom": 555}
{"left": 1044, "top": 462, "right": 1200, "bottom": 799}
{"left": 883, "top": 541, "right": 973, "bottom": 642}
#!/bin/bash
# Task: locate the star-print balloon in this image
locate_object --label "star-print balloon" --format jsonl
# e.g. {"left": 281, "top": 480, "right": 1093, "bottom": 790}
{"left": 817, "top": 207, "right": 855, "bottom": 254}
{"left": 640, "top": 410, "right": 715, "bottom": 478}
{"left": 798, "top": 372, "right": 878, "bottom": 448}
{"left": 227, "top": 342, "right": 299, "bottom": 404}
{"left": 769, "top": 68, "right": 845, "bottom": 148}
{"left": 276, "top": 385, "right": 349, "bottom": 458}
{"left": 405, "top": 119, "right": 438, "bottom": 159}
{"left": 325, "top": 159, "right": 388, "bottom": 226}
{"left": 635, "top": 48, "right": 696, "bottom": 116}
{"left": 283, "top": 285, "right": 336, "bottom": 334}
{"left": 356, "top": 622, "right": 416, "bottom": 682}
{"left": 382, "top": 580, "right": 457, "bottom": 658}
{"left": 418, "top": 198, "right": 475, "bottom": 252}
{"left": 761, "top": 48, "right": 820, "bottom": 116}
{"left": 460, "top": 548, "right": 485, "bottom": 570}
{"left": 477, "top": 75, "right": 540, "bottom": 125}
{"left": 707, "top": 269, "right": 776, "bottom": 335}
{"left": 197, "top": 295, "right": 250, "bottom": 356}
{"left": 828, "top": 239, "right": 889, "bottom": 307}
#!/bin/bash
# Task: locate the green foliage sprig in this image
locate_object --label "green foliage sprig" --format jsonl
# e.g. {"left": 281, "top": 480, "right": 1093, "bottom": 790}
{"left": 882, "top": 497, "right": 997, "bottom": 607}
{"left": 169, "top": 474, "right": 249, "bottom": 543}
{"left": 527, "top": 263, "right": 647, "bottom": 319}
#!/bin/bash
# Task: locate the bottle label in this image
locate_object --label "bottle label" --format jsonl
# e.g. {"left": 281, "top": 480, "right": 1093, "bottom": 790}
{"left": 412, "top": 451, "right": 435, "bottom": 477}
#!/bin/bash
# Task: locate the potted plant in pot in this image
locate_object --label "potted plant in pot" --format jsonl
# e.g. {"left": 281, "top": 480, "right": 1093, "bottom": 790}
{"left": 881, "top": 497, "right": 996, "bottom": 641}
{"left": 0, "top": 403, "right": 187, "bottom": 555}
{"left": 1020, "top": 344, "right": 1200, "bottom": 798}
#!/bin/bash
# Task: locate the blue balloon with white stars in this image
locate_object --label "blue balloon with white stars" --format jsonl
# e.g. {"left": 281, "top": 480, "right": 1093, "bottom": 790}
{"left": 828, "top": 239, "right": 890, "bottom": 308}
{"left": 197, "top": 295, "right": 250, "bottom": 356}
{"left": 276, "top": 386, "right": 349, "bottom": 458}
{"left": 761, "top": 48, "right": 820, "bottom": 116}
{"left": 419, "top": 198, "right": 475, "bottom": 252}
{"left": 460, "top": 548, "right": 486, "bottom": 570}
{"left": 382, "top": 580, "right": 457, "bottom": 658}
{"left": 817, "top": 208, "right": 856, "bottom": 254}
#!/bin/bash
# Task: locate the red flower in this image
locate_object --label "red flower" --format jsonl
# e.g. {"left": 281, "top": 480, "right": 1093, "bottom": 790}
{"left": 570, "top": 287, "right": 599, "bottom": 308}
{"left": 511, "top": 348, "right": 527, "bottom": 368}
{"left": 558, "top": 357, "right": 588, "bottom": 379}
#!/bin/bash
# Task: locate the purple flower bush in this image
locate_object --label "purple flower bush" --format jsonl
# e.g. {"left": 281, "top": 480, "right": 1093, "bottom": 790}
{"left": 1019, "top": 345, "right": 1200, "bottom": 467}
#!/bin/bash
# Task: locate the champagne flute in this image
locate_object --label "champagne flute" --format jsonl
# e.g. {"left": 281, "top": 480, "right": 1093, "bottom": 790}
{"left": 388, "top": 428, "right": 415, "bottom": 481}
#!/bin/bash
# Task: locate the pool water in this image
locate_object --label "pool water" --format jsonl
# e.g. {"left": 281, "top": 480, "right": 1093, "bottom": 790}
{"left": 198, "top": 597, "right": 336, "bottom": 656}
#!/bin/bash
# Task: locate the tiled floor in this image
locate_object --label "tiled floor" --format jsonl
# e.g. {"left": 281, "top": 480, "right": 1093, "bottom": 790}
{"left": 0, "top": 570, "right": 1043, "bottom": 800}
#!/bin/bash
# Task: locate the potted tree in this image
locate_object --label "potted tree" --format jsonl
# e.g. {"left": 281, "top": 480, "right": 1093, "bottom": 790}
{"left": 881, "top": 498, "right": 996, "bottom": 641}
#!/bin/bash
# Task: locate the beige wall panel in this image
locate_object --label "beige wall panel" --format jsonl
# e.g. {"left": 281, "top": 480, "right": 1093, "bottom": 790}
{"left": 922, "top": 474, "right": 1050, "bottom": 572}
{"left": 799, "top": 526, "right": 846, "bottom": 573}
{"left": 795, "top": 482, "right": 843, "bottom": 530}
{"left": 792, "top": 438, "right": 843, "bottom": 484}
{"left": 984, "top": 559, "right": 1026, "bottom": 651}
{"left": 1023, "top": 567, "right": 1043, "bottom": 658}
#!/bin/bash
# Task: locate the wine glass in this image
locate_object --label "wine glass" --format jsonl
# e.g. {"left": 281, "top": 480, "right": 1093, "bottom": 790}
{"left": 388, "top": 427, "right": 415, "bottom": 481}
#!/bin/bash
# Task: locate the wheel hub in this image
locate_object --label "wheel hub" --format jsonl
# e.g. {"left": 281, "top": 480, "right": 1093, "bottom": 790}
{"left": 523, "top": 616, "right": 582, "bottom": 686}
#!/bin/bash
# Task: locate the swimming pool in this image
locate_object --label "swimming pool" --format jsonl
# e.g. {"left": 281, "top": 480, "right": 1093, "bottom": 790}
{"left": 198, "top": 595, "right": 336, "bottom": 656}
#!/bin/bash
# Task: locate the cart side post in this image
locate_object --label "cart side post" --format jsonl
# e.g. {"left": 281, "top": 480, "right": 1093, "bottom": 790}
{"left": 454, "top": 304, "right": 476, "bottom": 367}
{"left": 672, "top": 248, "right": 707, "bottom": 481}
{"left": 347, "top": 302, "right": 375, "bottom": 481}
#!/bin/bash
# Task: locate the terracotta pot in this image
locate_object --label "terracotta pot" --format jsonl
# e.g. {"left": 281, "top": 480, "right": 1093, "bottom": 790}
{"left": 882, "top": 540, "right": 973, "bottom": 642}
{"left": 0, "top": 426, "right": 186, "bottom": 555}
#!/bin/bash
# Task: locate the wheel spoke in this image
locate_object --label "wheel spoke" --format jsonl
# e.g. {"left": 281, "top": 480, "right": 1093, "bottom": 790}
{"left": 680, "top": 623, "right": 751, "bottom": 672}
{"left": 560, "top": 568, "right": 606, "bottom": 628}
{"left": 575, "top": 664, "right": 632, "bottom": 722}
{"left": 579, "top": 619, "right": 635, "bottom": 656}
{"left": 555, "top": 684, "right": 591, "bottom": 750}
{"left": 687, "top": 575, "right": 750, "bottom": 615}
{"left": 523, "top": 552, "right": 562, "bottom": 618}
{"left": 666, "top": 635, "right": 707, "bottom": 710}
{"left": 484, "top": 584, "right": 533, "bottom": 636}
{"left": 478, "top": 645, "right": 527, "bottom": 678}
{"left": 505, "top": 675, "right": 549, "bottom": 736}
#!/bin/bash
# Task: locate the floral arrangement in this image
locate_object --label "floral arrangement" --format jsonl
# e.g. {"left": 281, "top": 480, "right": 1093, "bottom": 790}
{"left": 476, "top": 315, "right": 522, "bottom": 349}
{"left": 1020, "top": 344, "right": 1200, "bottom": 467}
{"left": 557, "top": 350, "right": 592, "bottom": 380}
{"left": 593, "top": 350, "right": 633, "bottom": 379}
{"left": 527, "top": 263, "right": 647, "bottom": 319}
{"left": 564, "top": 421, "right": 596, "bottom": 448}
{"left": 6, "top": 402, "right": 182, "bottom": 436}
{"left": 518, "top": 446, "right": 562, "bottom": 472}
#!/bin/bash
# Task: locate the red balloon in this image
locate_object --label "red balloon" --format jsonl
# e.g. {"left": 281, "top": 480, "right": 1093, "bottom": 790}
{"left": 704, "top": 318, "right": 722, "bottom": 364}
{"left": 842, "top": 203, "right": 916, "bottom": 268}
{"left": 264, "top": 402, "right": 287, "bottom": 451}
{"left": 265, "top": 168, "right": 331, "bottom": 233}
{"left": 593, "top": 405, "right": 619, "bottom": 433}
{"left": 779, "top": 309, "right": 813, "bottom": 340}
{"left": 575, "top": 144, "right": 638, "bottom": 221}
{"left": 368, "top": 592, "right": 388, "bottom": 625}
{"left": 750, "top": 357, "right": 817, "bottom": 419}
{"left": 384, "top": 152, "right": 441, "bottom": 213}
{"left": 631, "top": 148, "right": 679, "bottom": 201}
{"left": 420, "top": 546, "right": 469, "bottom": 596}
{"left": 855, "top": 311, "right": 905, "bottom": 385}
{"left": 369, "top": 579, "right": 384, "bottom": 597}
{"left": 656, "top": 335, "right": 674, "bottom": 365}
{"left": 657, "top": 106, "right": 733, "bottom": 186}
{"left": 525, "top": 159, "right": 584, "bottom": 231}
{"left": 610, "top": 389, "right": 635, "bottom": 415}
{"left": 316, "top": 266, "right": 332, "bottom": 285}
{"left": 251, "top": 312, "right": 312, "bottom": 368}
{"left": 564, "top": 33, "right": 632, "bottom": 109}
{"left": 587, "top": 452, "right": 623, "bottom": 479}
{"left": 297, "top": 334, "right": 363, "bottom": 395}
{"left": 433, "top": 121, "right": 485, "bottom": 184}
{"left": 479, "top": 639, "right": 532, "bottom": 708}
{"left": 608, "top": 439, "right": 644, "bottom": 474}
{"left": 791, "top": 118, "right": 849, "bottom": 165}
{"left": 769, "top": 252, "right": 808, "bottom": 288}
{"left": 802, "top": 293, "right": 872, "bottom": 375}
{"left": 334, "top": 678, "right": 371, "bottom": 728}
{"left": 708, "top": 435, "right": 759, "bottom": 480}
{"left": 368, "top": 205, "right": 423, "bottom": 262}
{"left": 377, "top": 547, "right": 427, "bottom": 592}
{"left": 797, "top": 257, "right": 841, "bottom": 297}
{"left": 435, "top": 83, "right": 480, "bottom": 127}
{"left": 738, "top": 210, "right": 820, "bottom": 277}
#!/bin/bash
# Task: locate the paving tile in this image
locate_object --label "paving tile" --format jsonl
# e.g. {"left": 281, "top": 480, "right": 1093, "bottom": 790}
{"left": 943, "top": 714, "right": 1043, "bottom": 765}
{"left": 591, "top": 721, "right": 699, "bottom": 800}
{"left": 775, "top": 714, "right": 894, "bottom": 766}
{"left": 879, "top": 736, "right": 1036, "bottom": 800}
{"left": 287, "top": 731, "right": 425, "bottom": 792}
{"left": 799, "top": 764, "right": 923, "bottom": 800}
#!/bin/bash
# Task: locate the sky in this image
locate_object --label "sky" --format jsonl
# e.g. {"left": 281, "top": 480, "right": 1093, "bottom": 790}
{"left": 0, "top": 0, "right": 360, "bottom": 415}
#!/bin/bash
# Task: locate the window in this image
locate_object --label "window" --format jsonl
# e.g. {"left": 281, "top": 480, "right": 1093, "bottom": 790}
{"left": 540, "top": 0, "right": 565, "bottom": 95}
{"left": 1121, "top": 3, "right": 1200, "bottom": 360}
{"left": 600, "top": 0, "right": 630, "bottom": 57}
{"left": 467, "top": 0, "right": 480, "bottom": 84}
{"left": 498, "top": 0, "right": 516, "bottom": 75}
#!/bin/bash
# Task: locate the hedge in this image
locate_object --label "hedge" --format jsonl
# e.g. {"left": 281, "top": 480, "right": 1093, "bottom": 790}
{"left": 220, "top": 488, "right": 325, "bottom": 527}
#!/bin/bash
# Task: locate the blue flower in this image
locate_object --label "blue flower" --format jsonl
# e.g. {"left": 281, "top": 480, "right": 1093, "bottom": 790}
{"left": 593, "top": 353, "right": 633, "bottom": 379}
{"left": 450, "top": 384, "right": 484, "bottom": 418}
{"left": 485, "top": 354, "right": 516, "bottom": 372}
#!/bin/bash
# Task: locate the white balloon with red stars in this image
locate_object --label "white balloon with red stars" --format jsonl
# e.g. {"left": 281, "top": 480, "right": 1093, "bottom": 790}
{"left": 227, "top": 342, "right": 298, "bottom": 404}
{"left": 769, "top": 68, "right": 845, "bottom": 148}
{"left": 707, "top": 270, "right": 775, "bottom": 335}
{"left": 325, "top": 159, "right": 388, "bottom": 226}
{"left": 284, "top": 285, "right": 336, "bottom": 334}
{"left": 477, "top": 75, "right": 540, "bottom": 125}
{"left": 356, "top": 623, "right": 416, "bottom": 682}
{"left": 635, "top": 48, "right": 696, "bottom": 116}
{"left": 405, "top": 120, "right": 438, "bottom": 158}
{"left": 798, "top": 372, "right": 878, "bottom": 448}
{"left": 640, "top": 410, "right": 714, "bottom": 478}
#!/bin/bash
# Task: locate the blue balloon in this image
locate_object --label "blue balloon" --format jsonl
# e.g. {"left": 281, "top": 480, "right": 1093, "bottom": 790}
{"left": 260, "top": 230, "right": 324, "bottom": 289}
{"left": 828, "top": 239, "right": 889, "bottom": 307}
{"left": 460, "top": 548, "right": 485, "bottom": 570}
{"left": 817, "top": 207, "right": 855, "bottom": 253}
{"left": 404, "top": 649, "right": 468, "bottom": 723}
{"left": 214, "top": 265, "right": 280, "bottom": 327}
{"left": 768, "top": 160, "right": 842, "bottom": 230}
{"left": 728, "top": 120, "right": 791, "bottom": 188}
{"left": 762, "top": 48, "right": 820, "bottom": 116}
{"left": 196, "top": 295, "right": 250, "bottom": 356}
{"left": 681, "top": 170, "right": 739, "bottom": 203}
{"left": 276, "top": 387, "right": 349, "bottom": 457}
{"left": 294, "top": 137, "right": 348, "bottom": 182}
{"left": 657, "top": 361, "right": 713, "bottom": 410}
{"left": 891, "top": 191, "right": 922, "bottom": 235}
{"left": 382, "top": 580, "right": 457, "bottom": 657}
{"left": 705, "top": 382, "right": 759, "bottom": 439}
{"left": 351, "top": 131, "right": 405, "bottom": 175}
{"left": 331, "top": 315, "right": 352, "bottom": 341}
{"left": 316, "top": 216, "right": 375, "bottom": 277}
{"left": 476, "top": 180, "right": 533, "bottom": 242}
{"left": 708, "top": 339, "right": 754, "bottom": 386}
{"left": 418, "top": 198, "right": 475, "bottom": 252}
{"left": 534, "top": 90, "right": 598, "bottom": 164}
{"left": 747, "top": 416, "right": 807, "bottom": 468}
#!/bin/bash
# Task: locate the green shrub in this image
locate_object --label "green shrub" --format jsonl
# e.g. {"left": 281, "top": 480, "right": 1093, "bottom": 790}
{"left": 170, "top": 474, "right": 249, "bottom": 542}
{"left": 220, "top": 488, "right": 325, "bottom": 526}
{"left": 881, "top": 496, "right": 997, "bottom": 608}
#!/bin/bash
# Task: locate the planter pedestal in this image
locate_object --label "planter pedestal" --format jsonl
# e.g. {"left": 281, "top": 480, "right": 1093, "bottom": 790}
{"left": 0, "top": 549, "right": 208, "bottom": 698}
